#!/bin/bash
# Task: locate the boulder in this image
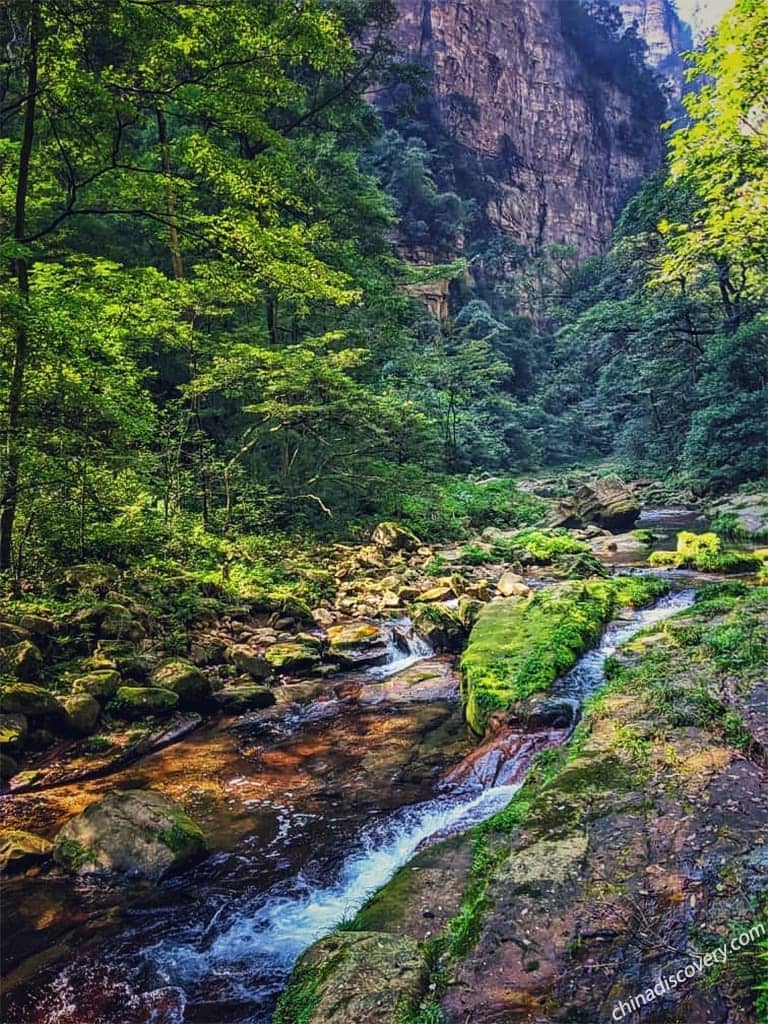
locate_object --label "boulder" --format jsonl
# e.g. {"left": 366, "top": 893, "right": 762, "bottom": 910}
{"left": 60, "top": 694, "right": 101, "bottom": 736}
{"left": 549, "top": 474, "right": 640, "bottom": 533}
{"left": 0, "top": 830, "right": 53, "bottom": 872}
{"left": 371, "top": 521, "right": 421, "bottom": 553}
{"left": 99, "top": 603, "right": 145, "bottom": 641}
{"left": 227, "top": 645, "right": 272, "bottom": 680}
{"left": 0, "top": 622, "right": 31, "bottom": 646}
{"left": 264, "top": 641, "right": 321, "bottom": 674}
{"left": 410, "top": 602, "right": 466, "bottom": 653}
{"left": 0, "top": 713, "right": 27, "bottom": 751}
{"left": 212, "top": 683, "right": 276, "bottom": 712}
{"left": 52, "top": 789, "right": 205, "bottom": 880}
{"left": 496, "top": 572, "right": 530, "bottom": 598}
{"left": 19, "top": 614, "right": 56, "bottom": 638}
{"left": 0, "top": 640, "right": 42, "bottom": 682}
{"left": 59, "top": 563, "right": 118, "bottom": 594}
{"left": 111, "top": 686, "right": 179, "bottom": 717}
{"left": 73, "top": 669, "right": 121, "bottom": 702}
{"left": 0, "top": 753, "right": 18, "bottom": 779}
{"left": 151, "top": 659, "right": 210, "bottom": 704}
{"left": 0, "top": 683, "right": 62, "bottom": 717}
{"left": 289, "top": 931, "right": 425, "bottom": 1024}
{"left": 326, "top": 623, "right": 382, "bottom": 650}
{"left": 465, "top": 580, "right": 490, "bottom": 601}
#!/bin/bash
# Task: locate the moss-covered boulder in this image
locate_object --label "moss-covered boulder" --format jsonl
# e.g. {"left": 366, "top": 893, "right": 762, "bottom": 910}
{"left": 52, "top": 789, "right": 205, "bottom": 879}
{"left": 0, "top": 829, "right": 53, "bottom": 872}
{"left": 264, "top": 641, "right": 322, "bottom": 674}
{"left": 212, "top": 683, "right": 276, "bottom": 712}
{"left": 151, "top": 659, "right": 210, "bottom": 704}
{"left": 59, "top": 562, "right": 118, "bottom": 594}
{"left": 227, "top": 645, "right": 272, "bottom": 680}
{"left": 371, "top": 521, "right": 421, "bottom": 553}
{"left": 410, "top": 601, "right": 467, "bottom": 653}
{"left": 277, "top": 931, "right": 425, "bottom": 1024}
{"left": 0, "top": 683, "right": 62, "bottom": 717}
{"left": 0, "top": 712, "right": 27, "bottom": 751}
{"left": 19, "top": 613, "right": 56, "bottom": 638}
{"left": 60, "top": 694, "right": 101, "bottom": 736}
{"left": 326, "top": 623, "right": 382, "bottom": 650}
{"left": 111, "top": 686, "right": 179, "bottom": 717}
{"left": 461, "top": 576, "right": 668, "bottom": 734}
{"left": 0, "top": 640, "right": 42, "bottom": 682}
{"left": 73, "top": 669, "right": 121, "bottom": 702}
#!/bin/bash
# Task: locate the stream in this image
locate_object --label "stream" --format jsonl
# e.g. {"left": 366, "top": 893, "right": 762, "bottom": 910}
{"left": 1, "top": 586, "right": 695, "bottom": 1024}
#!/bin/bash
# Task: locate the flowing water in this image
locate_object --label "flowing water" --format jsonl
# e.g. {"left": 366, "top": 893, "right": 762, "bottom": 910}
{"left": 1, "top": 588, "right": 695, "bottom": 1024}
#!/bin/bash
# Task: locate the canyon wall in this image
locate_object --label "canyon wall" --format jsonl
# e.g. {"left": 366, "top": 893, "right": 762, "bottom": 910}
{"left": 387, "top": 0, "right": 686, "bottom": 256}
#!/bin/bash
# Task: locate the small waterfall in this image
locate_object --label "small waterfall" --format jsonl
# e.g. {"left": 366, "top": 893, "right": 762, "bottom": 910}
{"left": 364, "top": 617, "right": 433, "bottom": 678}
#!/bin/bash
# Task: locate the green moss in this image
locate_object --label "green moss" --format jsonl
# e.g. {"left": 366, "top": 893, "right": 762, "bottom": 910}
{"left": 155, "top": 806, "right": 206, "bottom": 855}
{"left": 53, "top": 835, "right": 96, "bottom": 871}
{"left": 460, "top": 576, "right": 667, "bottom": 734}
{"left": 273, "top": 961, "right": 321, "bottom": 1024}
{"left": 649, "top": 531, "right": 762, "bottom": 574}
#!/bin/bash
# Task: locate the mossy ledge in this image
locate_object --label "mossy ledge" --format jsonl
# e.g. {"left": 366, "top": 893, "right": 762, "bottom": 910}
{"left": 460, "top": 575, "right": 668, "bottom": 734}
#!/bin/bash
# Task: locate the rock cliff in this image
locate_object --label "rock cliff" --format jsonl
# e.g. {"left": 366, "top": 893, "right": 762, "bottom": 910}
{"left": 385, "top": 0, "right": 683, "bottom": 255}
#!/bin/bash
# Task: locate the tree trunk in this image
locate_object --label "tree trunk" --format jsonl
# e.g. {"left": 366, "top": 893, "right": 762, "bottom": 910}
{"left": 0, "top": 10, "right": 38, "bottom": 572}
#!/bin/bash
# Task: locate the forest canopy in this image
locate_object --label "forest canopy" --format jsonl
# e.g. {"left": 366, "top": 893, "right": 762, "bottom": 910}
{"left": 1, "top": 0, "right": 766, "bottom": 580}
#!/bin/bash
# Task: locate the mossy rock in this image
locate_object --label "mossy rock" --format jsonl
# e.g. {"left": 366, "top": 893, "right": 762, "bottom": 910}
{"left": 151, "top": 659, "right": 210, "bottom": 704}
{"left": 58, "top": 563, "right": 119, "bottom": 594}
{"left": 60, "top": 694, "right": 101, "bottom": 737}
{"left": 461, "top": 577, "right": 668, "bottom": 734}
{"left": 73, "top": 669, "right": 121, "bottom": 702}
{"left": 0, "top": 712, "right": 28, "bottom": 751}
{"left": 19, "top": 613, "right": 56, "bottom": 638}
{"left": 0, "top": 683, "right": 63, "bottom": 718}
{"left": 0, "top": 622, "right": 31, "bottom": 646}
{"left": 264, "top": 642, "right": 322, "bottom": 674}
{"left": 278, "top": 931, "right": 425, "bottom": 1024}
{"left": 227, "top": 645, "right": 272, "bottom": 680}
{"left": 0, "top": 829, "right": 53, "bottom": 872}
{"left": 111, "top": 686, "right": 179, "bottom": 717}
{"left": 326, "top": 623, "right": 382, "bottom": 650}
{"left": 52, "top": 789, "right": 206, "bottom": 879}
{"left": 0, "top": 640, "right": 43, "bottom": 682}
{"left": 370, "top": 521, "right": 421, "bottom": 553}
{"left": 410, "top": 601, "right": 467, "bottom": 653}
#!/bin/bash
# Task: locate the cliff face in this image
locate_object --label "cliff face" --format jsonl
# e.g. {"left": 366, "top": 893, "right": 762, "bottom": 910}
{"left": 615, "top": 0, "right": 691, "bottom": 95}
{"left": 387, "top": 0, "right": 676, "bottom": 256}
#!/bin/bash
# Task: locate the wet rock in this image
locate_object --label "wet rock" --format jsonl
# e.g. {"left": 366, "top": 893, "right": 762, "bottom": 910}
{"left": 0, "top": 640, "right": 43, "bottom": 682}
{"left": 264, "top": 641, "right": 322, "bottom": 674}
{"left": 520, "top": 696, "right": 578, "bottom": 730}
{"left": 289, "top": 931, "right": 425, "bottom": 1024}
{"left": 151, "top": 659, "right": 210, "bottom": 704}
{"left": 709, "top": 490, "right": 768, "bottom": 536}
{"left": 73, "top": 669, "right": 121, "bottom": 702}
{"left": 60, "top": 694, "right": 101, "bottom": 736}
{"left": 371, "top": 521, "right": 421, "bottom": 553}
{"left": 0, "top": 753, "right": 18, "bottom": 779}
{"left": 410, "top": 602, "right": 466, "bottom": 653}
{"left": 465, "top": 579, "right": 490, "bottom": 601}
{"left": 396, "top": 585, "right": 420, "bottom": 604}
{"left": 111, "top": 686, "right": 179, "bottom": 717}
{"left": 212, "top": 683, "right": 276, "bottom": 712}
{"left": 53, "top": 789, "right": 206, "bottom": 880}
{"left": 0, "top": 683, "right": 62, "bottom": 717}
{"left": 0, "top": 712, "right": 28, "bottom": 751}
{"left": 0, "top": 829, "right": 53, "bottom": 872}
